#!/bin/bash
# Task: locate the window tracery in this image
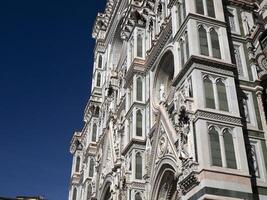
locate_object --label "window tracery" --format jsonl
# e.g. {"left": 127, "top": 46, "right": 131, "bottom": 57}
{"left": 208, "top": 125, "right": 237, "bottom": 169}
{"left": 198, "top": 25, "right": 221, "bottom": 59}
{"left": 203, "top": 75, "right": 229, "bottom": 111}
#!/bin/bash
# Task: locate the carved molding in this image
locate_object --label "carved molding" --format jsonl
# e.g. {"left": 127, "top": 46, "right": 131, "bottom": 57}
{"left": 195, "top": 110, "right": 242, "bottom": 126}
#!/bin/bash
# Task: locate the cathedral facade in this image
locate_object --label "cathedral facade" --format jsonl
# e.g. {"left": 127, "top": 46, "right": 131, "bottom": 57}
{"left": 68, "top": 0, "right": 267, "bottom": 199}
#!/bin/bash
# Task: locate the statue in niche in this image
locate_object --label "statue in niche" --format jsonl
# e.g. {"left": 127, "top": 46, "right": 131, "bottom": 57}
{"left": 96, "top": 147, "right": 103, "bottom": 168}
{"left": 182, "top": 79, "right": 190, "bottom": 98}
{"left": 159, "top": 83, "right": 166, "bottom": 102}
{"left": 177, "top": 107, "right": 190, "bottom": 161}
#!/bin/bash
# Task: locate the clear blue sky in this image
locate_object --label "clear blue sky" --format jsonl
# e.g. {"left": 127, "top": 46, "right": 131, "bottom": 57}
{"left": 0, "top": 1, "right": 106, "bottom": 199}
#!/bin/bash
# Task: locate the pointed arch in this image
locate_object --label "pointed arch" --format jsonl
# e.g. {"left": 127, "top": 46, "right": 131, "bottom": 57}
{"left": 137, "top": 33, "right": 143, "bottom": 58}
{"left": 96, "top": 72, "right": 101, "bottom": 87}
{"left": 210, "top": 28, "right": 221, "bottom": 59}
{"left": 154, "top": 50, "right": 175, "bottom": 103}
{"left": 136, "top": 110, "right": 143, "bottom": 137}
{"left": 99, "top": 176, "right": 112, "bottom": 200}
{"left": 89, "top": 158, "right": 95, "bottom": 177}
{"left": 75, "top": 156, "right": 81, "bottom": 172}
{"left": 223, "top": 129, "right": 237, "bottom": 169}
{"left": 151, "top": 163, "right": 177, "bottom": 200}
{"left": 72, "top": 187, "right": 77, "bottom": 200}
{"left": 135, "top": 152, "right": 143, "bottom": 179}
{"left": 204, "top": 76, "right": 215, "bottom": 109}
{"left": 98, "top": 55, "right": 103, "bottom": 68}
{"left": 216, "top": 79, "right": 228, "bottom": 111}
{"left": 179, "top": 38, "right": 185, "bottom": 67}
{"left": 195, "top": 0, "right": 204, "bottom": 15}
{"left": 209, "top": 126, "right": 222, "bottom": 167}
{"left": 199, "top": 26, "right": 209, "bottom": 56}
{"left": 207, "top": 0, "right": 215, "bottom": 17}
{"left": 87, "top": 184, "right": 92, "bottom": 200}
{"left": 136, "top": 76, "right": 143, "bottom": 101}
{"left": 135, "top": 192, "right": 142, "bottom": 200}
{"left": 92, "top": 123, "right": 97, "bottom": 142}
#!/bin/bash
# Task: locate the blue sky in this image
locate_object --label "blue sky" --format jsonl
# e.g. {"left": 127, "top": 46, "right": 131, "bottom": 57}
{"left": 0, "top": 1, "right": 106, "bottom": 199}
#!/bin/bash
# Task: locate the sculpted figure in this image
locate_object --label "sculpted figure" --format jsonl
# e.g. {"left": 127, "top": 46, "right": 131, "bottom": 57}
{"left": 159, "top": 84, "right": 166, "bottom": 102}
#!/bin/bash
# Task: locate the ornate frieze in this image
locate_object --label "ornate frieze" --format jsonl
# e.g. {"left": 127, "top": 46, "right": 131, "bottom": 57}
{"left": 194, "top": 110, "right": 242, "bottom": 126}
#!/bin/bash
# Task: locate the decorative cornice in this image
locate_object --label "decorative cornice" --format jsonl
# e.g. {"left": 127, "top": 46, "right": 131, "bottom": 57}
{"left": 70, "top": 132, "right": 83, "bottom": 154}
{"left": 227, "top": 0, "right": 258, "bottom": 10}
{"left": 92, "top": 0, "right": 117, "bottom": 39}
{"left": 194, "top": 110, "right": 242, "bottom": 126}
{"left": 121, "top": 0, "right": 156, "bottom": 40}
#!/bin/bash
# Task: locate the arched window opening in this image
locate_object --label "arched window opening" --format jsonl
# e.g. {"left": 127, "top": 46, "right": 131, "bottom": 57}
{"left": 136, "top": 110, "right": 143, "bottom": 137}
{"left": 196, "top": 0, "right": 204, "bottom": 15}
{"left": 155, "top": 51, "right": 174, "bottom": 103}
{"left": 75, "top": 156, "right": 80, "bottom": 172}
{"left": 209, "top": 126, "right": 222, "bottom": 167}
{"left": 199, "top": 26, "right": 209, "bottom": 56}
{"left": 204, "top": 77, "right": 215, "bottom": 109}
{"left": 92, "top": 124, "right": 97, "bottom": 142}
{"left": 87, "top": 184, "right": 92, "bottom": 200}
{"left": 98, "top": 55, "right": 102, "bottom": 68}
{"left": 96, "top": 73, "right": 101, "bottom": 87}
{"left": 210, "top": 29, "right": 221, "bottom": 59}
{"left": 89, "top": 158, "right": 95, "bottom": 177}
{"left": 185, "top": 32, "right": 189, "bottom": 60}
{"left": 129, "top": 156, "right": 132, "bottom": 171}
{"left": 177, "top": 5, "right": 181, "bottom": 27}
{"left": 156, "top": 170, "right": 177, "bottom": 200}
{"left": 181, "top": 0, "right": 186, "bottom": 19}
{"left": 135, "top": 152, "right": 142, "bottom": 179}
{"left": 103, "top": 185, "right": 111, "bottom": 200}
{"left": 224, "top": 129, "right": 237, "bottom": 169}
{"left": 72, "top": 188, "right": 77, "bottom": 200}
{"left": 179, "top": 40, "right": 185, "bottom": 67}
{"left": 137, "top": 34, "right": 143, "bottom": 58}
{"left": 95, "top": 106, "right": 100, "bottom": 117}
{"left": 136, "top": 77, "right": 143, "bottom": 101}
{"left": 135, "top": 193, "right": 142, "bottom": 200}
{"left": 207, "top": 0, "right": 215, "bottom": 18}
{"left": 217, "top": 79, "right": 228, "bottom": 111}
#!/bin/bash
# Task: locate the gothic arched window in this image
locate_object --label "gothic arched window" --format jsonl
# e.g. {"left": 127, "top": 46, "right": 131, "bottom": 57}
{"left": 96, "top": 72, "right": 101, "bottom": 87}
{"left": 207, "top": 0, "right": 215, "bottom": 18}
{"left": 136, "top": 110, "right": 143, "bottom": 137}
{"left": 89, "top": 158, "right": 95, "bottom": 177}
{"left": 199, "top": 26, "right": 209, "bottom": 56}
{"left": 75, "top": 156, "right": 80, "bottom": 172}
{"left": 210, "top": 29, "right": 221, "bottom": 59}
{"left": 136, "top": 77, "right": 143, "bottom": 101}
{"left": 216, "top": 79, "right": 228, "bottom": 111}
{"left": 92, "top": 123, "right": 97, "bottom": 142}
{"left": 179, "top": 39, "right": 185, "bottom": 67}
{"left": 135, "top": 193, "right": 142, "bottom": 200}
{"left": 204, "top": 77, "right": 215, "bottom": 109}
{"left": 195, "top": 0, "right": 204, "bottom": 15}
{"left": 223, "top": 129, "right": 237, "bottom": 169}
{"left": 87, "top": 184, "right": 92, "bottom": 200}
{"left": 209, "top": 126, "right": 222, "bottom": 167}
{"left": 195, "top": 0, "right": 215, "bottom": 18}
{"left": 137, "top": 33, "right": 143, "bottom": 58}
{"left": 135, "top": 152, "right": 143, "bottom": 179}
{"left": 185, "top": 32, "right": 189, "bottom": 61}
{"left": 98, "top": 55, "right": 102, "bottom": 69}
{"left": 72, "top": 188, "right": 77, "bottom": 200}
